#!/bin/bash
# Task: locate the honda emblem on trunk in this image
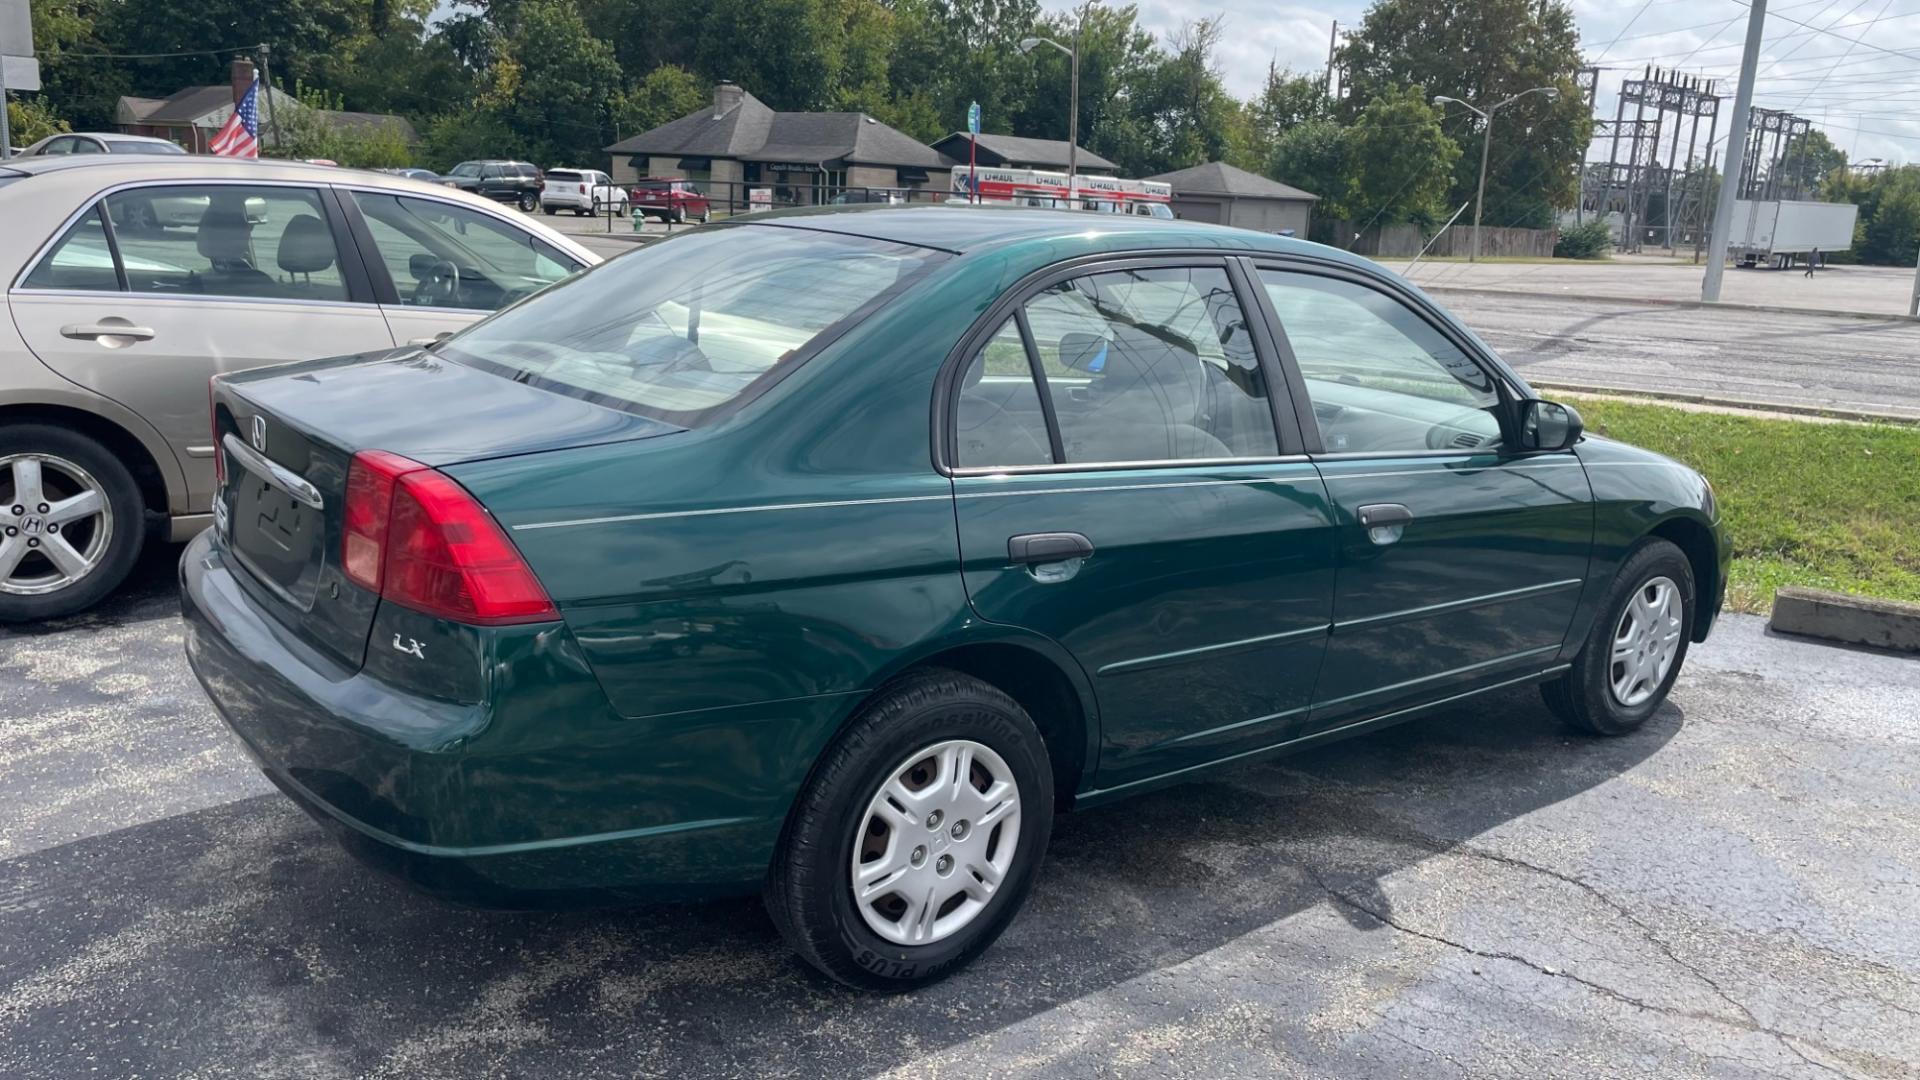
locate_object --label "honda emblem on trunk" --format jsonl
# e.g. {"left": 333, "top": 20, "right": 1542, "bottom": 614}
{"left": 250, "top": 415, "right": 268, "bottom": 453}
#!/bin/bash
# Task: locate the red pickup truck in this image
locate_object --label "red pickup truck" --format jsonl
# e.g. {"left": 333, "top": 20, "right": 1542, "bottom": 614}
{"left": 629, "top": 179, "right": 712, "bottom": 224}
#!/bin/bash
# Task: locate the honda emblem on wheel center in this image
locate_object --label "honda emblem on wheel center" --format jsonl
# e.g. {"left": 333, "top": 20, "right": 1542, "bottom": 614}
{"left": 250, "top": 415, "right": 268, "bottom": 453}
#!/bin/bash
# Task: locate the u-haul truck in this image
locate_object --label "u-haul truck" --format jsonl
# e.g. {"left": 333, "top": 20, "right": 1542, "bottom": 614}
{"left": 951, "top": 167, "right": 1173, "bottom": 217}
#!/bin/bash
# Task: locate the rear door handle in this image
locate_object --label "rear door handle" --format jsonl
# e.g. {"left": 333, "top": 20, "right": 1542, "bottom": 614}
{"left": 1356, "top": 503, "right": 1412, "bottom": 546}
{"left": 1008, "top": 532, "right": 1094, "bottom": 564}
{"left": 61, "top": 323, "right": 155, "bottom": 341}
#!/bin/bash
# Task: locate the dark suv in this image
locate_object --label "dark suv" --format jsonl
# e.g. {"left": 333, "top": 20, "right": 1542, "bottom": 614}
{"left": 441, "top": 160, "right": 543, "bottom": 211}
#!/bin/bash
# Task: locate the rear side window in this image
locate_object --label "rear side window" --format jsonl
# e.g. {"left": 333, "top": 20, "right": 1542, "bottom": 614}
{"left": 21, "top": 206, "right": 121, "bottom": 292}
{"left": 1021, "top": 266, "right": 1278, "bottom": 463}
{"left": 955, "top": 320, "right": 1054, "bottom": 467}
{"left": 103, "top": 185, "right": 348, "bottom": 303}
{"left": 440, "top": 225, "right": 946, "bottom": 425}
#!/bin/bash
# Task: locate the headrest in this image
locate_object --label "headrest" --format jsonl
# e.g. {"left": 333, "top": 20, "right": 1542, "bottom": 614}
{"left": 195, "top": 205, "right": 254, "bottom": 263}
{"left": 276, "top": 215, "right": 336, "bottom": 275}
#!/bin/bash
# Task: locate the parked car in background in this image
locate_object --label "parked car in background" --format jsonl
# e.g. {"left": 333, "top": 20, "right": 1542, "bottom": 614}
{"left": 541, "top": 168, "right": 628, "bottom": 216}
{"left": 19, "top": 133, "right": 187, "bottom": 157}
{"left": 0, "top": 154, "right": 597, "bottom": 620}
{"left": 629, "top": 178, "right": 710, "bottom": 223}
{"left": 179, "top": 205, "right": 1726, "bottom": 992}
{"left": 441, "top": 160, "right": 543, "bottom": 212}
{"left": 376, "top": 168, "right": 441, "bottom": 183}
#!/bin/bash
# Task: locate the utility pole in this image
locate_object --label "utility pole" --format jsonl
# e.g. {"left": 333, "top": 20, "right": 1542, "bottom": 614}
{"left": 1067, "top": 4, "right": 1081, "bottom": 207}
{"left": 1910, "top": 243, "right": 1919, "bottom": 318}
{"left": 1324, "top": 21, "right": 1338, "bottom": 97}
{"left": 1702, "top": 0, "right": 1766, "bottom": 303}
{"left": 257, "top": 44, "right": 281, "bottom": 154}
{"left": 0, "top": 51, "right": 11, "bottom": 160}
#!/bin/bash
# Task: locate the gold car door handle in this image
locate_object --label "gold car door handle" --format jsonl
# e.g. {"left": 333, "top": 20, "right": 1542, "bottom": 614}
{"left": 61, "top": 322, "right": 156, "bottom": 342}
{"left": 408, "top": 332, "right": 454, "bottom": 347}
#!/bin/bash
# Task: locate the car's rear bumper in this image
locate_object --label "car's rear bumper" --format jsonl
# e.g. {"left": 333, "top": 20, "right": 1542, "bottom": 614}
{"left": 178, "top": 529, "right": 793, "bottom": 905}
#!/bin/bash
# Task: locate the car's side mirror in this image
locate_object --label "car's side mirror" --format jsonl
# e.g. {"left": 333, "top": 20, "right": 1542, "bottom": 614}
{"left": 1517, "top": 399, "right": 1583, "bottom": 451}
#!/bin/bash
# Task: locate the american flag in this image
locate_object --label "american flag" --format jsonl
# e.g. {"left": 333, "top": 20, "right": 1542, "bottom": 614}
{"left": 209, "top": 75, "right": 260, "bottom": 158}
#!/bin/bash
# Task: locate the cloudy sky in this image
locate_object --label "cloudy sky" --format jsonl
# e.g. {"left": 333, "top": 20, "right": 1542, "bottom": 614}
{"left": 1039, "top": 0, "right": 1920, "bottom": 165}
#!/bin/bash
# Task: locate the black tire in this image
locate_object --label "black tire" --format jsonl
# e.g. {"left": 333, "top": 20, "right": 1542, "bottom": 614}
{"left": 542, "top": 205, "right": 557, "bottom": 216}
{"left": 671, "top": 206, "right": 685, "bottom": 224}
{"left": 0, "top": 424, "right": 147, "bottom": 623}
{"left": 518, "top": 192, "right": 537, "bottom": 212}
{"left": 1542, "top": 538, "right": 1694, "bottom": 735}
{"left": 765, "top": 668, "right": 1054, "bottom": 991}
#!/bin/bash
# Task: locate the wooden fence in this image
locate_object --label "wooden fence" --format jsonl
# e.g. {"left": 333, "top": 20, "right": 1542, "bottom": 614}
{"left": 1319, "top": 221, "right": 1559, "bottom": 259}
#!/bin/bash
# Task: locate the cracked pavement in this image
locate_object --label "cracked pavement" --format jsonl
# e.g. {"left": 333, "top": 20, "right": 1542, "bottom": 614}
{"left": 2, "top": 548, "right": 1917, "bottom": 1079}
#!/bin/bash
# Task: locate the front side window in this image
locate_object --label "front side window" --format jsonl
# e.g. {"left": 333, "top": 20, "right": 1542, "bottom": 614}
{"left": 1021, "top": 266, "right": 1279, "bottom": 463}
{"left": 352, "top": 192, "right": 577, "bottom": 311}
{"left": 21, "top": 206, "right": 120, "bottom": 292}
{"left": 102, "top": 185, "right": 348, "bottom": 303}
{"left": 440, "top": 224, "right": 945, "bottom": 424}
{"left": 955, "top": 320, "right": 1054, "bottom": 467}
{"left": 1258, "top": 270, "right": 1502, "bottom": 453}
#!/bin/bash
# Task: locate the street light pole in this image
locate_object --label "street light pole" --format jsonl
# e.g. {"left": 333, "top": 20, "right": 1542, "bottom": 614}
{"left": 1068, "top": 17, "right": 1079, "bottom": 207}
{"left": 1022, "top": 1, "right": 1098, "bottom": 209}
{"left": 1435, "top": 86, "right": 1558, "bottom": 262}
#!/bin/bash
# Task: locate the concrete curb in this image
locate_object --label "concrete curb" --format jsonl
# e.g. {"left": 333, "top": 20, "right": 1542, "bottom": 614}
{"left": 1418, "top": 283, "right": 1920, "bottom": 325}
{"left": 1769, "top": 587, "right": 1920, "bottom": 654}
{"left": 1536, "top": 383, "right": 1920, "bottom": 425}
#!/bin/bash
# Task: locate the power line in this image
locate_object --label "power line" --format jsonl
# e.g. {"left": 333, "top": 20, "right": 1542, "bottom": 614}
{"left": 1722, "top": 0, "right": 1920, "bottom": 63}
{"left": 1594, "top": 0, "right": 1663, "bottom": 62}
{"left": 49, "top": 44, "right": 267, "bottom": 60}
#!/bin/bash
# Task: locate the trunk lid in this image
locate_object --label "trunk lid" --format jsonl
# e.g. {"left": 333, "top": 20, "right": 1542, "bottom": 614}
{"left": 212, "top": 347, "right": 679, "bottom": 668}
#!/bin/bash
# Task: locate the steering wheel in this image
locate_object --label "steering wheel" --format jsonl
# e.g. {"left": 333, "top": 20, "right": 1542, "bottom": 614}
{"left": 414, "top": 259, "right": 462, "bottom": 307}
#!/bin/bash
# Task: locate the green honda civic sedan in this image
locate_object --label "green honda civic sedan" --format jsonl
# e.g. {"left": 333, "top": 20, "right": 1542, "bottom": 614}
{"left": 181, "top": 206, "right": 1727, "bottom": 989}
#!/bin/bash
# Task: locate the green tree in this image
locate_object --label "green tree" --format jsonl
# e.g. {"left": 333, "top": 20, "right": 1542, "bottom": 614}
{"left": 1234, "top": 63, "right": 1331, "bottom": 169}
{"left": 6, "top": 98, "right": 73, "bottom": 145}
{"left": 1342, "top": 83, "right": 1461, "bottom": 229}
{"left": 1268, "top": 120, "right": 1349, "bottom": 218}
{"left": 612, "top": 64, "right": 708, "bottom": 138}
{"left": 1123, "top": 17, "right": 1238, "bottom": 175}
{"left": 272, "top": 84, "right": 414, "bottom": 167}
{"left": 1769, "top": 129, "right": 1847, "bottom": 200}
{"left": 1338, "top": 0, "right": 1590, "bottom": 226}
{"left": 503, "top": 0, "right": 623, "bottom": 164}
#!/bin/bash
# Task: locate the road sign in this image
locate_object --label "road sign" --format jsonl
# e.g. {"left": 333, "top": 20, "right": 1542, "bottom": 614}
{"left": 1, "top": 0, "right": 40, "bottom": 92}
{"left": 967, "top": 101, "right": 981, "bottom": 136}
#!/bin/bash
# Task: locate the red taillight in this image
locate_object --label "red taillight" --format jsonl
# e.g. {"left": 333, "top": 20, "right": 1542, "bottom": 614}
{"left": 578, "top": 183, "right": 586, "bottom": 193}
{"left": 341, "top": 450, "right": 557, "bottom": 625}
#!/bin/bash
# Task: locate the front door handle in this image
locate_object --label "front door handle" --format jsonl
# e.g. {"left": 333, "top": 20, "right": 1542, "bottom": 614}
{"left": 61, "top": 322, "right": 156, "bottom": 342}
{"left": 1356, "top": 503, "right": 1412, "bottom": 546}
{"left": 1008, "top": 532, "right": 1094, "bottom": 564}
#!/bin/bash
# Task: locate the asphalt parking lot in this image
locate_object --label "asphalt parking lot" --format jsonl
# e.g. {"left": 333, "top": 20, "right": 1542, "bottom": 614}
{"left": 3, "top": 548, "right": 1916, "bottom": 1079}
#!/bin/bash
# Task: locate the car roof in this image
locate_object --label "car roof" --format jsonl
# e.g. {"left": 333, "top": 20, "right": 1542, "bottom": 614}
{"left": 745, "top": 203, "right": 1363, "bottom": 266}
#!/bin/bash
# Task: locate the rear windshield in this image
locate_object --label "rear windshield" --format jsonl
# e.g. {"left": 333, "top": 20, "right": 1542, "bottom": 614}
{"left": 546, "top": 170, "right": 583, "bottom": 182}
{"left": 440, "top": 224, "right": 946, "bottom": 425}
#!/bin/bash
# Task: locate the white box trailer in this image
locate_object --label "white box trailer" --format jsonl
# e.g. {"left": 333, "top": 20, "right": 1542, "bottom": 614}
{"left": 1728, "top": 199, "right": 1859, "bottom": 267}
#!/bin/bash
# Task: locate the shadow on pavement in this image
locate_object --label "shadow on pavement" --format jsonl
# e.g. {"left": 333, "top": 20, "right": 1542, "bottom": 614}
{"left": 0, "top": 688, "right": 1677, "bottom": 1078}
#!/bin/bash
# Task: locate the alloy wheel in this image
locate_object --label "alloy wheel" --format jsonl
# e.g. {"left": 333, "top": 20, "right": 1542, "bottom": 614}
{"left": 0, "top": 454, "right": 114, "bottom": 597}
{"left": 1610, "top": 575, "right": 1683, "bottom": 707}
{"left": 851, "top": 739, "right": 1021, "bottom": 947}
